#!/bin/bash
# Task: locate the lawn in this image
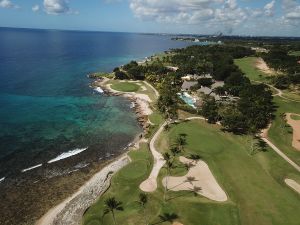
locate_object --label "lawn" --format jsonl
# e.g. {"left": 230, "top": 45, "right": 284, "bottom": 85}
{"left": 156, "top": 120, "right": 300, "bottom": 225}
{"left": 268, "top": 96, "right": 300, "bottom": 164}
{"left": 83, "top": 119, "right": 300, "bottom": 225}
{"left": 234, "top": 57, "right": 270, "bottom": 82}
{"left": 110, "top": 82, "right": 140, "bottom": 92}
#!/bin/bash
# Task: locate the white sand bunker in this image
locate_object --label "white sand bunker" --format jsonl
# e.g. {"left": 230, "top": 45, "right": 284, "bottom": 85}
{"left": 162, "top": 157, "right": 228, "bottom": 202}
{"left": 285, "top": 179, "right": 300, "bottom": 195}
{"left": 286, "top": 113, "right": 300, "bottom": 151}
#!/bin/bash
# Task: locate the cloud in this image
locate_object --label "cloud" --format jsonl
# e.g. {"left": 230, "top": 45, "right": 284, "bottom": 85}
{"left": 0, "top": 0, "right": 18, "bottom": 9}
{"left": 32, "top": 5, "right": 40, "bottom": 12}
{"left": 43, "top": 0, "right": 74, "bottom": 15}
{"left": 281, "top": 0, "right": 300, "bottom": 25}
{"left": 264, "top": 0, "right": 275, "bottom": 16}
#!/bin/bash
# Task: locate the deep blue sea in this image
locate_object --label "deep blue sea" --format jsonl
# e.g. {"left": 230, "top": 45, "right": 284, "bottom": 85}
{"left": 0, "top": 27, "right": 190, "bottom": 180}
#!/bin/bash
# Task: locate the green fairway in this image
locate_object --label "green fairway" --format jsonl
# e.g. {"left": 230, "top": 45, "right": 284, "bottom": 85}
{"left": 156, "top": 120, "right": 300, "bottom": 225}
{"left": 83, "top": 120, "right": 300, "bottom": 225}
{"left": 268, "top": 97, "right": 300, "bottom": 164}
{"left": 235, "top": 57, "right": 270, "bottom": 82}
{"left": 110, "top": 82, "right": 140, "bottom": 92}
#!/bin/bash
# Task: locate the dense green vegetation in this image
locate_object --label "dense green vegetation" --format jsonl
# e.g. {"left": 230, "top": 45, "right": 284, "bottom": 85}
{"left": 262, "top": 45, "right": 300, "bottom": 89}
{"left": 110, "top": 82, "right": 140, "bottom": 92}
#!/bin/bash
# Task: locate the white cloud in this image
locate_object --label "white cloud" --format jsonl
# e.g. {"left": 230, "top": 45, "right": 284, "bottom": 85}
{"left": 281, "top": 0, "right": 300, "bottom": 25}
{"left": 32, "top": 5, "right": 40, "bottom": 12}
{"left": 264, "top": 0, "right": 275, "bottom": 16}
{"left": 0, "top": 0, "right": 18, "bottom": 9}
{"left": 43, "top": 0, "right": 70, "bottom": 14}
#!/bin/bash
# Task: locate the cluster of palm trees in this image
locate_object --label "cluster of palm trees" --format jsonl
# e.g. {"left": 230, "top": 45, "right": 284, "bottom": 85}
{"left": 102, "top": 194, "right": 179, "bottom": 225}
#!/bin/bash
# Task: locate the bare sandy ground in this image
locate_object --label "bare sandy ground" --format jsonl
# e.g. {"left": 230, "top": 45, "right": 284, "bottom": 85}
{"left": 286, "top": 113, "right": 300, "bottom": 151}
{"left": 285, "top": 179, "right": 300, "bottom": 195}
{"left": 255, "top": 58, "right": 275, "bottom": 75}
{"left": 35, "top": 156, "right": 130, "bottom": 225}
{"left": 162, "top": 157, "right": 228, "bottom": 202}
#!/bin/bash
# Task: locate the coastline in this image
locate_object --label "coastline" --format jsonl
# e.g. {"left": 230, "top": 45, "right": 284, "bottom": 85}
{"left": 35, "top": 77, "right": 153, "bottom": 225}
{"left": 36, "top": 154, "right": 131, "bottom": 225}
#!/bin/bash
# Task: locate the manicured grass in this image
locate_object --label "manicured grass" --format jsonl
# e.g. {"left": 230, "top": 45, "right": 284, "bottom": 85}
{"left": 83, "top": 120, "right": 300, "bottom": 225}
{"left": 110, "top": 82, "right": 140, "bottom": 92}
{"left": 268, "top": 97, "right": 300, "bottom": 164}
{"left": 148, "top": 112, "right": 163, "bottom": 125}
{"left": 291, "top": 114, "right": 300, "bottom": 120}
{"left": 234, "top": 57, "right": 270, "bottom": 82}
{"left": 157, "top": 121, "right": 300, "bottom": 225}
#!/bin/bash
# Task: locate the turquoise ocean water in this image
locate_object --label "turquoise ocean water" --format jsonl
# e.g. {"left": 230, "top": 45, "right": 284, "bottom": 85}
{"left": 0, "top": 28, "right": 191, "bottom": 180}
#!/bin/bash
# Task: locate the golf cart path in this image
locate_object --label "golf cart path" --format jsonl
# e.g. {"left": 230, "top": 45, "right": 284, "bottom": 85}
{"left": 261, "top": 125, "right": 300, "bottom": 173}
{"left": 140, "top": 117, "right": 206, "bottom": 193}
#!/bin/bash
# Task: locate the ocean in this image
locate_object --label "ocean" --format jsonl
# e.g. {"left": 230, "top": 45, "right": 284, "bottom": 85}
{"left": 0, "top": 27, "right": 192, "bottom": 181}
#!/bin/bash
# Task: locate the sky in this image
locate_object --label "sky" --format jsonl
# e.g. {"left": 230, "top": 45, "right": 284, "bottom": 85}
{"left": 0, "top": 0, "right": 300, "bottom": 36}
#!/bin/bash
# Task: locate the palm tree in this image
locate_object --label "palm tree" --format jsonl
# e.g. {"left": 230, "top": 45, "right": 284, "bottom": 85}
{"left": 163, "top": 152, "right": 173, "bottom": 201}
{"left": 138, "top": 193, "right": 148, "bottom": 225}
{"left": 170, "top": 146, "right": 180, "bottom": 157}
{"left": 175, "top": 134, "right": 187, "bottom": 152}
{"left": 103, "top": 197, "right": 124, "bottom": 225}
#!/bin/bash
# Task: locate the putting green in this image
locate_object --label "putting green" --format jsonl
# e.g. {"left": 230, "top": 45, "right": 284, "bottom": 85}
{"left": 111, "top": 82, "right": 140, "bottom": 92}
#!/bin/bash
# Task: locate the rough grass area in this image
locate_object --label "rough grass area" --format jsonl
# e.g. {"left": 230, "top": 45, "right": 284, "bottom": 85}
{"left": 268, "top": 97, "right": 300, "bottom": 164}
{"left": 110, "top": 82, "right": 140, "bottom": 92}
{"left": 234, "top": 57, "right": 270, "bottom": 82}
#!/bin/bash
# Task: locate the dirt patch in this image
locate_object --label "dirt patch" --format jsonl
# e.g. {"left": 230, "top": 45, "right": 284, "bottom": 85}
{"left": 286, "top": 113, "right": 300, "bottom": 151}
{"left": 255, "top": 58, "right": 275, "bottom": 75}
{"left": 162, "top": 157, "right": 227, "bottom": 202}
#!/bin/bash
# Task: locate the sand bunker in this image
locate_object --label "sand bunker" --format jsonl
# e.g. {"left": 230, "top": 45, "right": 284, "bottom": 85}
{"left": 162, "top": 157, "right": 227, "bottom": 202}
{"left": 285, "top": 179, "right": 300, "bottom": 195}
{"left": 255, "top": 58, "right": 275, "bottom": 75}
{"left": 286, "top": 113, "right": 300, "bottom": 151}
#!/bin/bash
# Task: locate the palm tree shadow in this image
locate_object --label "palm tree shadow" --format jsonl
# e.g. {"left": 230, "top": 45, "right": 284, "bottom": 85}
{"left": 151, "top": 212, "right": 179, "bottom": 225}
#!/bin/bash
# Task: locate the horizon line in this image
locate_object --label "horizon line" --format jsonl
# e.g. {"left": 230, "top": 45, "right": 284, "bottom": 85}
{"left": 1, "top": 26, "right": 300, "bottom": 39}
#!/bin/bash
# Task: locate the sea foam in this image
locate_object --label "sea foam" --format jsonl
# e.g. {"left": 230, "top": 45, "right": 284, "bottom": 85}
{"left": 48, "top": 148, "right": 88, "bottom": 164}
{"left": 94, "top": 87, "right": 104, "bottom": 94}
{"left": 21, "top": 164, "right": 43, "bottom": 173}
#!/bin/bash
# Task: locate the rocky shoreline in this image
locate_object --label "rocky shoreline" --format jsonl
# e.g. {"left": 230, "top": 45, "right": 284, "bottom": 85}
{"left": 35, "top": 76, "right": 153, "bottom": 225}
{"left": 91, "top": 77, "right": 151, "bottom": 133}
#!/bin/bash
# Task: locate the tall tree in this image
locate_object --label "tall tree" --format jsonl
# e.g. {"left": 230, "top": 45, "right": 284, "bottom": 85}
{"left": 103, "top": 197, "right": 124, "bottom": 225}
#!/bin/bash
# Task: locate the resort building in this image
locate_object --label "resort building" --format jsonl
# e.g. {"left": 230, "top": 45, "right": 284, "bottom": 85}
{"left": 181, "top": 81, "right": 198, "bottom": 91}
